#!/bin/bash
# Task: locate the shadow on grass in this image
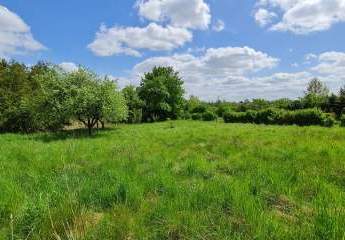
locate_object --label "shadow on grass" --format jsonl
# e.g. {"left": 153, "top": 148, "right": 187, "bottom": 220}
{"left": 32, "top": 127, "right": 117, "bottom": 143}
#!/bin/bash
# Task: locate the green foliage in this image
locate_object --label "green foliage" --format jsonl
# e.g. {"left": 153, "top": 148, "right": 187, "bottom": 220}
{"left": 223, "top": 111, "right": 256, "bottom": 123}
{"left": 223, "top": 108, "right": 332, "bottom": 127}
{"left": 254, "top": 108, "right": 281, "bottom": 124}
{"left": 340, "top": 115, "right": 345, "bottom": 127}
{"left": 291, "top": 109, "right": 326, "bottom": 126}
{"left": 323, "top": 114, "right": 335, "bottom": 128}
{"left": 191, "top": 113, "right": 202, "bottom": 120}
{"left": 67, "top": 69, "right": 127, "bottom": 134}
{"left": 185, "top": 95, "right": 202, "bottom": 113}
{"left": 122, "top": 85, "right": 143, "bottom": 124}
{"left": 306, "top": 78, "right": 329, "bottom": 96}
{"left": 0, "top": 60, "right": 39, "bottom": 132}
{"left": 302, "top": 78, "right": 329, "bottom": 109}
{"left": 202, "top": 111, "right": 217, "bottom": 121}
{"left": 0, "top": 60, "right": 127, "bottom": 134}
{"left": 138, "top": 66, "right": 184, "bottom": 122}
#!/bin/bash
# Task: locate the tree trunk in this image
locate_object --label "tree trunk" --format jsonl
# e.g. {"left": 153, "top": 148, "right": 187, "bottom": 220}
{"left": 100, "top": 120, "right": 105, "bottom": 129}
{"left": 87, "top": 119, "right": 92, "bottom": 136}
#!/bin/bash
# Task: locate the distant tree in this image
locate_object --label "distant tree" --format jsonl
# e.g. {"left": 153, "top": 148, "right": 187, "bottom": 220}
{"left": 185, "top": 96, "right": 203, "bottom": 113}
{"left": 137, "top": 66, "right": 185, "bottom": 122}
{"left": 339, "top": 86, "right": 345, "bottom": 104}
{"left": 271, "top": 98, "right": 292, "bottom": 110}
{"left": 288, "top": 99, "right": 304, "bottom": 111}
{"left": 122, "top": 85, "right": 143, "bottom": 123}
{"left": 67, "top": 69, "right": 127, "bottom": 135}
{"left": 305, "top": 78, "right": 329, "bottom": 96}
{"left": 303, "top": 78, "right": 329, "bottom": 108}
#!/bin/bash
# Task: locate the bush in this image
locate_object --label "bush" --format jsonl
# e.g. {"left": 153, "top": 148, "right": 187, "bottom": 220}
{"left": 245, "top": 110, "right": 257, "bottom": 123}
{"left": 192, "top": 105, "right": 208, "bottom": 114}
{"left": 323, "top": 115, "right": 335, "bottom": 128}
{"left": 223, "top": 112, "right": 243, "bottom": 123}
{"left": 202, "top": 111, "right": 217, "bottom": 121}
{"left": 291, "top": 109, "right": 325, "bottom": 126}
{"left": 340, "top": 115, "right": 345, "bottom": 127}
{"left": 182, "top": 112, "right": 192, "bottom": 120}
{"left": 191, "top": 113, "right": 202, "bottom": 120}
{"left": 223, "top": 108, "right": 332, "bottom": 127}
{"left": 254, "top": 108, "right": 281, "bottom": 124}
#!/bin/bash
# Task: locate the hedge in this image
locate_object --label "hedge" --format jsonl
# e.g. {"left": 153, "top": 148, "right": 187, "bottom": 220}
{"left": 202, "top": 111, "right": 218, "bottom": 121}
{"left": 223, "top": 108, "right": 333, "bottom": 127}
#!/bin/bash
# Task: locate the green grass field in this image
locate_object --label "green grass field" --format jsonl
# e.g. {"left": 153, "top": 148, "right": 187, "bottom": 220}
{"left": 1, "top": 121, "right": 345, "bottom": 239}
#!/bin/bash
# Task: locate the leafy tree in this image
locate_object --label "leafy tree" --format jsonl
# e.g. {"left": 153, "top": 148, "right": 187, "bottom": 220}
{"left": 0, "top": 60, "right": 41, "bottom": 132}
{"left": 185, "top": 96, "right": 201, "bottom": 113}
{"left": 137, "top": 66, "right": 184, "bottom": 122}
{"left": 33, "top": 64, "right": 72, "bottom": 131}
{"left": 305, "top": 78, "right": 329, "bottom": 96}
{"left": 122, "top": 85, "right": 143, "bottom": 123}
{"left": 67, "top": 69, "right": 127, "bottom": 135}
{"left": 339, "top": 86, "right": 345, "bottom": 103}
{"left": 303, "top": 78, "right": 329, "bottom": 108}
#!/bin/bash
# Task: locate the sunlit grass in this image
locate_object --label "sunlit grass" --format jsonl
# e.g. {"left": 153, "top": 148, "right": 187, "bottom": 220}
{"left": 1, "top": 121, "right": 345, "bottom": 239}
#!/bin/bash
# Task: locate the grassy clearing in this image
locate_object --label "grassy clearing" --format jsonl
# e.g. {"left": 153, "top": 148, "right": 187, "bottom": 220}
{"left": 1, "top": 121, "right": 345, "bottom": 239}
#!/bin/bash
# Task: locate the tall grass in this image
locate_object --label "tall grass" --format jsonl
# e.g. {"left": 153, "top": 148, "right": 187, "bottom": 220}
{"left": 0, "top": 121, "right": 345, "bottom": 239}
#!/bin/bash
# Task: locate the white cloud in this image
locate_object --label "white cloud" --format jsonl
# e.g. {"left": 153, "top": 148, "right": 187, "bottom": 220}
{"left": 0, "top": 5, "right": 45, "bottom": 58}
{"left": 255, "top": 0, "right": 345, "bottom": 34}
{"left": 130, "top": 46, "right": 280, "bottom": 100}
{"left": 88, "top": 23, "right": 192, "bottom": 57}
{"left": 136, "top": 0, "right": 211, "bottom": 30}
{"left": 311, "top": 51, "right": 345, "bottom": 77}
{"left": 59, "top": 62, "right": 79, "bottom": 73}
{"left": 123, "top": 49, "right": 345, "bottom": 101}
{"left": 133, "top": 46, "right": 279, "bottom": 80}
{"left": 254, "top": 8, "right": 277, "bottom": 27}
{"left": 305, "top": 53, "right": 317, "bottom": 61}
{"left": 212, "top": 19, "right": 225, "bottom": 32}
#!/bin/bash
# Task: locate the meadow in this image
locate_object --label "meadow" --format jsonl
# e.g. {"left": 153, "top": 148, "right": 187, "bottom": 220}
{"left": 1, "top": 121, "right": 345, "bottom": 239}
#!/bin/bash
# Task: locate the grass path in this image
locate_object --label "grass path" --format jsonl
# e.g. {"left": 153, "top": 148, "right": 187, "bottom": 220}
{"left": 1, "top": 121, "right": 345, "bottom": 239}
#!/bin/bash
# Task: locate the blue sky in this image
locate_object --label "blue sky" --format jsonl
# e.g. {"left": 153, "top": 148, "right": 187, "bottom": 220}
{"left": 1, "top": 0, "right": 345, "bottom": 101}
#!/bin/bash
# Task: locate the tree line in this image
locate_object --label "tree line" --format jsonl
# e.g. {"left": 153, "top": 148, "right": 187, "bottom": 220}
{"left": 0, "top": 60, "right": 185, "bottom": 134}
{"left": 0, "top": 60, "right": 127, "bottom": 134}
{"left": 1, "top": 59, "right": 345, "bottom": 134}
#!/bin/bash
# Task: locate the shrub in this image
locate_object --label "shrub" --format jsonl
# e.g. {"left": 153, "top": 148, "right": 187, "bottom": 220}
{"left": 254, "top": 108, "right": 281, "bottom": 124}
{"left": 192, "top": 105, "right": 208, "bottom": 114}
{"left": 182, "top": 112, "right": 192, "bottom": 120}
{"left": 245, "top": 110, "right": 257, "bottom": 123}
{"left": 223, "top": 112, "right": 246, "bottom": 123}
{"left": 223, "top": 108, "right": 331, "bottom": 127}
{"left": 202, "top": 111, "right": 217, "bottom": 121}
{"left": 292, "top": 109, "right": 325, "bottom": 126}
{"left": 323, "top": 115, "right": 335, "bottom": 128}
{"left": 191, "top": 113, "right": 202, "bottom": 120}
{"left": 340, "top": 115, "right": 345, "bottom": 127}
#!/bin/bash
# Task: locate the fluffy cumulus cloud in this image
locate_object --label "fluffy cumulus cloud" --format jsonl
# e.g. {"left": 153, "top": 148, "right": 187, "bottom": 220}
{"left": 0, "top": 5, "right": 45, "bottom": 58}
{"left": 254, "top": 0, "right": 345, "bottom": 34}
{"left": 126, "top": 49, "right": 345, "bottom": 101}
{"left": 136, "top": 0, "right": 211, "bottom": 30}
{"left": 134, "top": 46, "right": 278, "bottom": 79}
{"left": 89, "top": 0, "right": 212, "bottom": 57}
{"left": 311, "top": 51, "right": 345, "bottom": 77}
{"left": 88, "top": 23, "right": 192, "bottom": 57}
{"left": 58, "top": 62, "right": 79, "bottom": 73}
{"left": 131, "top": 46, "right": 281, "bottom": 100}
{"left": 254, "top": 8, "right": 277, "bottom": 27}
